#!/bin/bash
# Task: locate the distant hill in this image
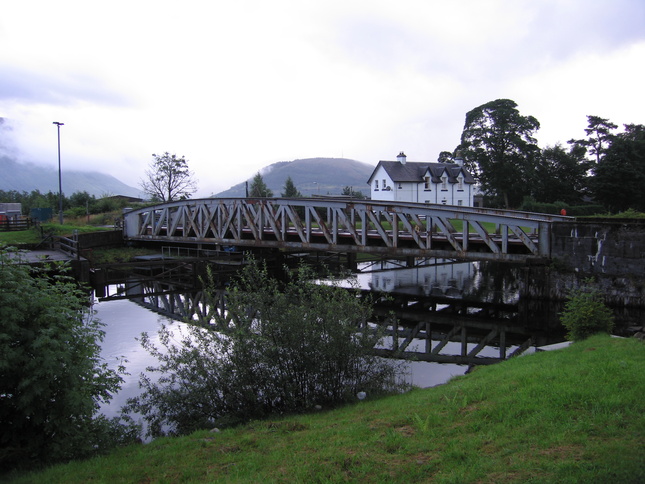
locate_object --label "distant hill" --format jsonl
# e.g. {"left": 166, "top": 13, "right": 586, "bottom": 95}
{"left": 215, "top": 158, "right": 375, "bottom": 198}
{"left": 0, "top": 156, "right": 142, "bottom": 198}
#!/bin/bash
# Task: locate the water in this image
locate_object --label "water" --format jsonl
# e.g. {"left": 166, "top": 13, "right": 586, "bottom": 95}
{"left": 94, "top": 258, "right": 560, "bottom": 419}
{"left": 95, "top": 296, "right": 469, "bottom": 419}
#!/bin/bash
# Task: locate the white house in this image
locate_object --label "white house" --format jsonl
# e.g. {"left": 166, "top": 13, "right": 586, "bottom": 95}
{"left": 367, "top": 152, "right": 479, "bottom": 206}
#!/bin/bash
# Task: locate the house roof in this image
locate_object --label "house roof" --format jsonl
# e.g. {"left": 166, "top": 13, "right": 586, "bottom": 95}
{"left": 367, "top": 160, "right": 476, "bottom": 185}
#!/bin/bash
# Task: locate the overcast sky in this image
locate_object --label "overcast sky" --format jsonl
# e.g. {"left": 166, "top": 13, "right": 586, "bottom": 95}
{"left": 1, "top": 0, "right": 644, "bottom": 196}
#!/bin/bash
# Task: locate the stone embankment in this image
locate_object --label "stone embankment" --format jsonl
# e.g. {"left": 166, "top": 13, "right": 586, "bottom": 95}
{"left": 521, "top": 220, "right": 645, "bottom": 317}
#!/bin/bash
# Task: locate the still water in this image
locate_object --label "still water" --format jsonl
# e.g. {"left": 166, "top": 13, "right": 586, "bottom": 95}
{"left": 95, "top": 259, "right": 548, "bottom": 419}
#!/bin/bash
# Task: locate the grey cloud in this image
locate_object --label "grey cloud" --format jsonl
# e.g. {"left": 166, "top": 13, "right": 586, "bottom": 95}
{"left": 0, "top": 64, "right": 133, "bottom": 107}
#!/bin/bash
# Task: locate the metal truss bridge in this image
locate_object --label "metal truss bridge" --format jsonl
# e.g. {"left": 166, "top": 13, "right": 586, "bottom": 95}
{"left": 123, "top": 198, "right": 571, "bottom": 262}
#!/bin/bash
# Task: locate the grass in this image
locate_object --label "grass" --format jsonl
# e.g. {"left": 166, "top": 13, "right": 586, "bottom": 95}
{"left": 0, "top": 223, "right": 114, "bottom": 246}
{"left": 6, "top": 335, "right": 644, "bottom": 483}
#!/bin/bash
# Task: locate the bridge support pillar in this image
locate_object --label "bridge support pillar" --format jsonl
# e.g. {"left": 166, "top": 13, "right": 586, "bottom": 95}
{"left": 346, "top": 252, "right": 357, "bottom": 272}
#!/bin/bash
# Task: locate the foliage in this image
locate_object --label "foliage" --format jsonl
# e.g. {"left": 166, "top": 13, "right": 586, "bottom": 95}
{"left": 15, "top": 336, "right": 645, "bottom": 484}
{"left": 140, "top": 152, "right": 197, "bottom": 202}
{"left": 124, "top": 260, "right": 404, "bottom": 438}
{"left": 559, "top": 280, "right": 614, "bottom": 341}
{"left": 249, "top": 172, "right": 273, "bottom": 197}
{"left": 0, "top": 189, "right": 137, "bottom": 220}
{"left": 569, "top": 115, "right": 618, "bottom": 164}
{"left": 458, "top": 99, "right": 541, "bottom": 208}
{"left": 0, "top": 248, "right": 138, "bottom": 471}
{"left": 591, "top": 123, "right": 645, "bottom": 213}
{"left": 437, "top": 150, "right": 454, "bottom": 163}
{"left": 518, "top": 197, "right": 604, "bottom": 216}
{"left": 281, "top": 176, "right": 302, "bottom": 198}
{"left": 532, "top": 143, "right": 589, "bottom": 204}
{"left": 341, "top": 186, "right": 366, "bottom": 199}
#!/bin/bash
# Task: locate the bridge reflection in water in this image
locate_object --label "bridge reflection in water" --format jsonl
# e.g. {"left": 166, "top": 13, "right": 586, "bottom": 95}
{"left": 95, "top": 257, "right": 565, "bottom": 367}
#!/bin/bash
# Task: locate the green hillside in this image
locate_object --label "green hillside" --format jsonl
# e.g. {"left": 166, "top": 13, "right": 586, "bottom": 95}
{"left": 215, "top": 157, "right": 375, "bottom": 198}
{"left": 0, "top": 156, "right": 142, "bottom": 198}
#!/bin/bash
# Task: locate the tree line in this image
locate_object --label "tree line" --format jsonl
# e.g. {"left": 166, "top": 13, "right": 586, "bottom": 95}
{"left": 448, "top": 99, "right": 644, "bottom": 212}
{"left": 0, "top": 189, "right": 133, "bottom": 218}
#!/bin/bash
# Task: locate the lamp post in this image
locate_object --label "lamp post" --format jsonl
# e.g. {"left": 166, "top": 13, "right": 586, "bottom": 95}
{"left": 53, "top": 122, "right": 64, "bottom": 224}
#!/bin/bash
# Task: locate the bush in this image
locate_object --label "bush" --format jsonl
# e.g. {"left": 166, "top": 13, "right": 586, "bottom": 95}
{"left": 0, "top": 247, "right": 138, "bottom": 471}
{"left": 560, "top": 280, "right": 615, "bottom": 341}
{"left": 124, "top": 260, "right": 405, "bottom": 438}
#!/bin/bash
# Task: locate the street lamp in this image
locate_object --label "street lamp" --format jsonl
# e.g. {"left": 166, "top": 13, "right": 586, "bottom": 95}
{"left": 53, "top": 122, "right": 64, "bottom": 224}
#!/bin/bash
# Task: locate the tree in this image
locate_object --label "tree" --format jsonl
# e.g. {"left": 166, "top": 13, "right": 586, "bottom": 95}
{"left": 140, "top": 152, "right": 197, "bottom": 202}
{"left": 281, "top": 176, "right": 302, "bottom": 198}
{"left": 249, "top": 172, "right": 273, "bottom": 197}
{"left": 437, "top": 151, "right": 454, "bottom": 163}
{"left": 341, "top": 186, "right": 366, "bottom": 199}
{"left": 591, "top": 124, "right": 645, "bottom": 213}
{"left": 457, "top": 99, "right": 541, "bottom": 208}
{"left": 560, "top": 280, "right": 614, "bottom": 341}
{"left": 569, "top": 115, "right": 618, "bottom": 165}
{"left": 532, "top": 144, "right": 589, "bottom": 204}
{"left": 124, "top": 260, "right": 404, "bottom": 437}
{"left": 0, "top": 250, "right": 137, "bottom": 470}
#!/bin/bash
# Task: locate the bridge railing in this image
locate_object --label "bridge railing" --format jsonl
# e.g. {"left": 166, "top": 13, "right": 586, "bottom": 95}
{"left": 123, "top": 198, "right": 571, "bottom": 261}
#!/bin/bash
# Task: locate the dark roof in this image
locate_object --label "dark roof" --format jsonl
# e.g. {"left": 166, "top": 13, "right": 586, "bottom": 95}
{"left": 368, "top": 160, "right": 476, "bottom": 185}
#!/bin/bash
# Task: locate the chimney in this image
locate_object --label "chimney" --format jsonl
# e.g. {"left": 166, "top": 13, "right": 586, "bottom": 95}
{"left": 397, "top": 151, "right": 407, "bottom": 164}
{"left": 454, "top": 150, "right": 464, "bottom": 166}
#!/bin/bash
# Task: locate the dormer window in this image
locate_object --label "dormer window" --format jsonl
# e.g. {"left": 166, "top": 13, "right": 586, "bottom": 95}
{"left": 457, "top": 175, "right": 463, "bottom": 190}
{"left": 424, "top": 176, "right": 431, "bottom": 190}
{"left": 441, "top": 176, "right": 447, "bottom": 190}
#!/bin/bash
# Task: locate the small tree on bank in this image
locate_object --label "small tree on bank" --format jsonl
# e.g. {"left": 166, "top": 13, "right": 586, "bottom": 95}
{"left": 140, "top": 152, "right": 198, "bottom": 202}
{"left": 125, "top": 260, "right": 405, "bottom": 437}
{"left": 560, "top": 280, "right": 614, "bottom": 341}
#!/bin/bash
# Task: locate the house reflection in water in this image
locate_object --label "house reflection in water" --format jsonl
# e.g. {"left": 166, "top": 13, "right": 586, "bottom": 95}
{"left": 360, "top": 260, "right": 476, "bottom": 298}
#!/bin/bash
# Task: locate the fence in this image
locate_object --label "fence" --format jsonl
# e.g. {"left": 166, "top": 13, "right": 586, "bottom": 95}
{"left": 0, "top": 217, "right": 32, "bottom": 232}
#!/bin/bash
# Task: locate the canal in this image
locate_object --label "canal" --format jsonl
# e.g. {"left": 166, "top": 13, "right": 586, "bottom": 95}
{"left": 95, "top": 257, "right": 574, "bottom": 420}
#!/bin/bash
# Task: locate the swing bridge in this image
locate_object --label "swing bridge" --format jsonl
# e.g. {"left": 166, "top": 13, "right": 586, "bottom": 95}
{"left": 122, "top": 197, "right": 571, "bottom": 262}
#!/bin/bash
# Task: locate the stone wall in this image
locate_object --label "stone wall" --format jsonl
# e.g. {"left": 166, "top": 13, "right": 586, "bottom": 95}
{"left": 545, "top": 220, "right": 645, "bottom": 307}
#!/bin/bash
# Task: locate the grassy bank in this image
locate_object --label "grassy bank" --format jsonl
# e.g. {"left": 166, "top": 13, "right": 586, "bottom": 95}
{"left": 7, "top": 335, "right": 643, "bottom": 483}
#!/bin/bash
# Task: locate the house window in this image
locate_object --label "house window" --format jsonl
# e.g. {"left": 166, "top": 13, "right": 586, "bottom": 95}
{"left": 382, "top": 179, "right": 387, "bottom": 189}
{"left": 398, "top": 183, "right": 402, "bottom": 189}
{"left": 424, "top": 176, "right": 430, "bottom": 190}
{"left": 441, "top": 176, "right": 447, "bottom": 190}
{"left": 458, "top": 200, "right": 463, "bottom": 206}
{"left": 374, "top": 180, "right": 379, "bottom": 190}
{"left": 457, "top": 176, "right": 463, "bottom": 190}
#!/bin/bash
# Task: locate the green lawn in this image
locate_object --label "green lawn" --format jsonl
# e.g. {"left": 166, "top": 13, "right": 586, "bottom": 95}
{"left": 0, "top": 224, "right": 114, "bottom": 246}
{"left": 7, "top": 335, "right": 644, "bottom": 483}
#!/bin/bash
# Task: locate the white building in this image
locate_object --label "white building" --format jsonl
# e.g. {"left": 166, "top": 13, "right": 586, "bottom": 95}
{"left": 367, "top": 152, "right": 479, "bottom": 206}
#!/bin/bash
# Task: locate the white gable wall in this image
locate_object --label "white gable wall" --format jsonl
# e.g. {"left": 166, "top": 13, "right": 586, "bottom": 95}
{"left": 369, "top": 165, "right": 395, "bottom": 201}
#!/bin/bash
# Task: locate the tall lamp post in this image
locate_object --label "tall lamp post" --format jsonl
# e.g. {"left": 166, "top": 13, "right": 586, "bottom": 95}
{"left": 53, "top": 122, "right": 64, "bottom": 224}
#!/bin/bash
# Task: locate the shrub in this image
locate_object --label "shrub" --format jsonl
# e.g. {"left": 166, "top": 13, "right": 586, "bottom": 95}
{"left": 560, "top": 280, "right": 614, "bottom": 341}
{"left": 124, "top": 259, "right": 405, "bottom": 438}
{"left": 0, "top": 247, "right": 138, "bottom": 471}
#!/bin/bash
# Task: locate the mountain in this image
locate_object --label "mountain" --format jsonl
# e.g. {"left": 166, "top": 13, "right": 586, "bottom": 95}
{"left": 215, "top": 158, "right": 375, "bottom": 198}
{"left": 0, "top": 156, "right": 142, "bottom": 198}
